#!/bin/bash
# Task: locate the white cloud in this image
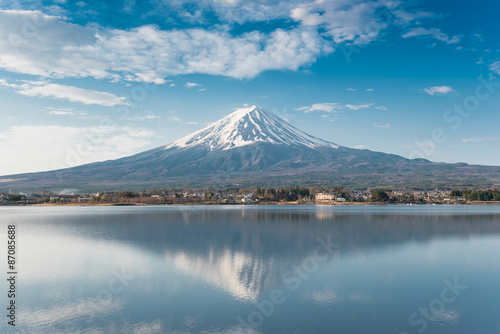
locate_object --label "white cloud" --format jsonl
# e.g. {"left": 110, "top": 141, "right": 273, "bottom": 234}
{"left": 215, "top": 0, "right": 240, "bottom": 6}
{"left": 135, "top": 0, "right": 433, "bottom": 33}
{"left": 126, "top": 114, "right": 161, "bottom": 121}
{"left": 462, "top": 136, "right": 498, "bottom": 143}
{"left": 166, "top": 116, "right": 182, "bottom": 122}
{"left": 48, "top": 110, "right": 75, "bottom": 116}
{"left": 198, "top": 88, "right": 207, "bottom": 91}
{"left": 375, "top": 106, "right": 388, "bottom": 110}
{"left": 402, "top": 28, "right": 462, "bottom": 44}
{"left": 296, "top": 102, "right": 374, "bottom": 113}
{"left": 0, "top": 10, "right": 331, "bottom": 82}
{"left": 344, "top": 103, "right": 373, "bottom": 110}
{"left": 373, "top": 123, "right": 391, "bottom": 128}
{"left": 0, "top": 3, "right": 445, "bottom": 83}
{"left": 489, "top": 61, "right": 500, "bottom": 74}
{"left": 0, "top": 10, "right": 107, "bottom": 78}
{"left": 423, "top": 85, "right": 455, "bottom": 95}
{"left": 0, "top": 79, "right": 129, "bottom": 106}
{"left": 296, "top": 103, "right": 341, "bottom": 113}
{"left": 346, "top": 88, "right": 356, "bottom": 91}
{"left": 20, "top": 84, "right": 129, "bottom": 106}
{"left": 0, "top": 124, "right": 155, "bottom": 175}
{"left": 185, "top": 82, "right": 201, "bottom": 88}
{"left": 393, "top": 10, "right": 437, "bottom": 24}
{"left": 289, "top": 0, "right": 394, "bottom": 45}
{"left": 366, "top": 88, "right": 374, "bottom": 91}
{"left": 45, "top": 107, "right": 75, "bottom": 116}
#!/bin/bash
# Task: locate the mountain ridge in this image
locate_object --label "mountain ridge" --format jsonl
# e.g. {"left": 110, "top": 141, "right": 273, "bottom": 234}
{"left": 1, "top": 106, "right": 499, "bottom": 192}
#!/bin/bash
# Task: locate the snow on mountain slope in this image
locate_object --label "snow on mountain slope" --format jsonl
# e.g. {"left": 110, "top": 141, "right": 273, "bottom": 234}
{"left": 164, "top": 106, "right": 339, "bottom": 151}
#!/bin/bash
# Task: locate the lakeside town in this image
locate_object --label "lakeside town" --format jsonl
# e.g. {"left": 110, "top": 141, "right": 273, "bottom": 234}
{"left": 2, "top": 187, "right": 500, "bottom": 206}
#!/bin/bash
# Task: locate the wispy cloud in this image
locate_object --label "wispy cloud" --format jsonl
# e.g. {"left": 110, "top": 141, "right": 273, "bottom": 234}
{"left": 346, "top": 88, "right": 356, "bottom": 91}
{"left": 0, "top": 79, "right": 129, "bottom": 106}
{"left": 423, "top": 85, "right": 455, "bottom": 95}
{"left": 48, "top": 110, "right": 75, "bottom": 116}
{"left": 21, "top": 83, "right": 129, "bottom": 106}
{"left": 166, "top": 116, "right": 182, "bottom": 122}
{"left": 366, "top": 88, "right": 374, "bottom": 92}
{"left": 462, "top": 136, "right": 498, "bottom": 143}
{"left": 46, "top": 107, "right": 75, "bottom": 116}
{"left": 402, "top": 28, "right": 462, "bottom": 44}
{"left": 185, "top": 82, "right": 201, "bottom": 88}
{"left": 297, "top": 103, "right": 340, "bottom": 113}
{"left": 489, "top": 61, "right": 500, "bottom": 74}
{"left": 126, "top": 114, "right": 161, "bottom": 121}
{"left": 373, "top": 123, "right": 391, "bottom": 129}
{"left": 344, "top": 103, "right": 374, "bottom": 110}
{"left": 393, "top": 10, "right": 438, "bottom": 24}
{"left": 296, "top": 102, "right": 374, "bottom": 113}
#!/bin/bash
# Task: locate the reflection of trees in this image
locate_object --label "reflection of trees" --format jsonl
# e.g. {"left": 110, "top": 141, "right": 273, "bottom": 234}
{"left": 35, "top": 207, "right": 500, "bottom": 299}
{"left": 71, "top": 208, "right": 500, "bottom": 257}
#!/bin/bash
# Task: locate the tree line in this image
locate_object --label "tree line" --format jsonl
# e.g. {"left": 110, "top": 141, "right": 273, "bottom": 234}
{"left": 255, "top": 187, "right": 311, "bottom": 201}
{"left": 450, "top": 189, "right": 500, "bottom": 201}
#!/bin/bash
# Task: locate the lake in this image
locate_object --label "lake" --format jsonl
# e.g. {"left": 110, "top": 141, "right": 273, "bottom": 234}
{"left": 1, "top": 205, "right": 500, "bottom": 333}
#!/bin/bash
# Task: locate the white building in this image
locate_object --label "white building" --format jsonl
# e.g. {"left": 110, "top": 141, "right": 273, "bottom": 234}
{"left": 315, "top": 192, "right": 335, "bottom": 202}
{"left": 241, "top": 197, "right": 253, "bottom": 203}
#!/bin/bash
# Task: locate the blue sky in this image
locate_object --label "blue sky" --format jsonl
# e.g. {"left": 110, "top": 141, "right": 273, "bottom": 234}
{"left": 0, "top": 0, "right": 499, "bottom": 175}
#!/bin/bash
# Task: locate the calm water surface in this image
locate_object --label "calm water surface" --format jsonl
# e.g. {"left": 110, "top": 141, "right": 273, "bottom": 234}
{"left": 1, "top": 205, "right": 500, "bottom": 334}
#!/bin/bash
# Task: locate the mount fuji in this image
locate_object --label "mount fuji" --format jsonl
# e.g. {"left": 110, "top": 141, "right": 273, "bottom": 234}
{"left": 164, "top": 106, "right": 339, "bottom": 151}
{"left": 1, "top": 106, "right": 499, "bottom": 191}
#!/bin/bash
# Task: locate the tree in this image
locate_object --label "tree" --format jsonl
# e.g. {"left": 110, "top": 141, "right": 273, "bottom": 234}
{"left": 118, "top": 191, "right": 137, "bottom": 198}
{"left": 371, "top": 189, "right": 389, "bottom": 202}
{"left": 8, "top": 194, "right": 24, "bottom": 202}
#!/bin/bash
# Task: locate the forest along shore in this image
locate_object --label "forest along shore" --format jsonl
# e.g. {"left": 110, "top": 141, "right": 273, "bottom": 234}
{"left": 2, "top": 188, "right": 500, "bottom": 206}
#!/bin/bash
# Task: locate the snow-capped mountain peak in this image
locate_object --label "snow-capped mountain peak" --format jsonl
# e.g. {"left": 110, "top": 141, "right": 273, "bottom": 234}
{"left": 164, "top": 106, "right": 339, "bottom": 151}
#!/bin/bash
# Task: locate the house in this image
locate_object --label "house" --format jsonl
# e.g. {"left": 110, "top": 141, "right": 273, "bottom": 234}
{"left": 57, "top": 195, "right": 78, "bottom": 202}
{"left": 241, "top": 197, "right": 253, "bottom": 203}
{"left": 315, "top": 192, "right": 334, "bottom": 202}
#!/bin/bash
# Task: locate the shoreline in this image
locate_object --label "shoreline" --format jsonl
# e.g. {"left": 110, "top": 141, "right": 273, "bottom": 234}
{"left": 3, "top": 201, "right": 500, "bottom": 207}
